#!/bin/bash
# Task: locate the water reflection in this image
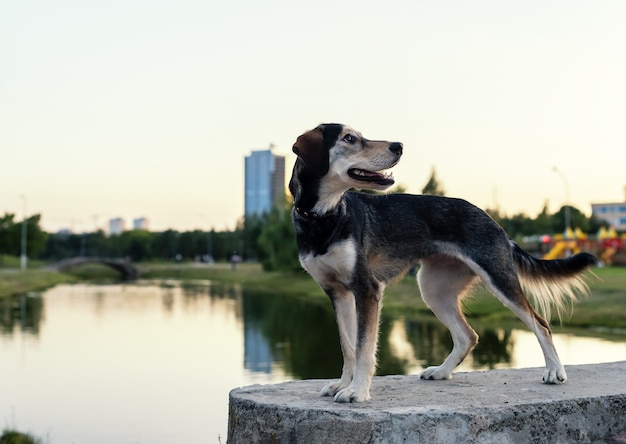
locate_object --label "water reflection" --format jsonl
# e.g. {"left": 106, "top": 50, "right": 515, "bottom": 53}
{"left": 242, "top": 290, "right": 342, "bottom": 379}
{"left": 0, "top": 281, "right": 625, "bottom": 443}
{"left": 385, "top": 317, "right": 515, "bottom": 374}
{"left": 0, "top": 293, "right": 44, "bottom": 336}
{"left": 237, "top": 290, "right": 625, "bottom": 379}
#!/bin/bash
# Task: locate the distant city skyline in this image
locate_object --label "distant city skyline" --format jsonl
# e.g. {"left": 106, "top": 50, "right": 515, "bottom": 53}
{"left": 2, "top": 1, "right": 625, "bottom": 233}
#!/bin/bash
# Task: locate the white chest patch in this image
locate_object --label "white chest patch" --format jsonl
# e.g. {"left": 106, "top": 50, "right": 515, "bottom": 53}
{"left": 299, "top": 239, "right": 357, "bottom": 287}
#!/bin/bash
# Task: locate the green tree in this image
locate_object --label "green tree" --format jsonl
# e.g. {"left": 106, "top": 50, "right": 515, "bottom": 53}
{"left": 0, "top": 213, "right": 48, "bottom": 259}
{"left": 120, "top": 230, "right": 153, "bottom": 261}
{"left": 242, "top": 214, "right": 265, "bottom": 261}
{"left": 257, "top": 204, "right": 299, "bottom": 271}
{"left": 421, "top": 167, "right": 446, "bottom": 196}
{"left": 552, "top": 205, "right": 595, "bottom": 234}
{"left": 152, "top": 229, "right": 180, "bottom": 260}
{"left": 533, "top": 203, "right": 555, "bottom": 234}
{"left": 0, "top": 213, "right": 16, "bottom": 255}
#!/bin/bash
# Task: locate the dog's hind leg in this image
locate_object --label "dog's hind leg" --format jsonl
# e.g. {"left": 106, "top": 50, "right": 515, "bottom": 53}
{"left": 482, "top": 271, "right": 567, "bottom": 383}
{"left": 321, "top": 288, "right": 357, "bottom": 397}
{"left": 418, "top": 257, "right": 479, "bottom": 380}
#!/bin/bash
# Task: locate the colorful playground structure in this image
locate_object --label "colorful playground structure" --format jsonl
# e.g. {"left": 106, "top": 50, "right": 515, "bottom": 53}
{"left": 540, "top": 226, "right": 626, "bottom": 265}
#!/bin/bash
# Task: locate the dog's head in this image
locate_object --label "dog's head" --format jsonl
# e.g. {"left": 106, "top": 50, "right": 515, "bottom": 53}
{"left": 291, "top": 124, "right": 403, "bottom": 196}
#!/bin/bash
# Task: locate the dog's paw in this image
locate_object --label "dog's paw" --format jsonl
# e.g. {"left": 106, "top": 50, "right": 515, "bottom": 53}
{"left": 419, "top": 366, "right": 453, "bottom": 381}
{"left": 543, "top": 366, "right": 567, "bottom": 384}
{"left": 334, "top": 385, "right": 370, "bottom": 403}
{"left": 321, "top": 380, "right": 347, "bottom": 397}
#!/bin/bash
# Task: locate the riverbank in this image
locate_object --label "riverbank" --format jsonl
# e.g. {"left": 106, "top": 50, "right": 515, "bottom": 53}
{"left": 1, "top": 259, "right": 625, "bottom": 330}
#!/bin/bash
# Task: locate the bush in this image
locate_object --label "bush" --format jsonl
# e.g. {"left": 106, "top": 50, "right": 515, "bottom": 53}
{"left": 0, "top": 429, "right": 41, "bottom": 444}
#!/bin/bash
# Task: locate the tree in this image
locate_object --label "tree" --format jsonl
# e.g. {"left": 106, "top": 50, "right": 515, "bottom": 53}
{"left": 421, "top": 167, "right": 446, "bottom": 196}
{"left": 0, "top": 213, "right": 48, "bottom": 259}
{"left": 0, "top": 213, "right": 16, "bottom": 255}
{"left": 552, "top": 205, "right": 597, "bottom": 234}
{"left": 533, "top": 203, "right": 555, "bottom": 234}
{"left": 242, "top": 214, "right": 265, "bottom": 261}
{"left": 120, "top": 230, "right": 153, "bottom": 261}
{"left": 257, "top": 202, "right": 299, "bottom": 271}
{"left": 152, "top": 230, "right": 180, "bottom": 260}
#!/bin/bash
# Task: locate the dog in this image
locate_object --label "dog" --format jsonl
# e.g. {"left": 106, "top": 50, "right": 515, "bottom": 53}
{"left": 289, "top": 123, "right": 597, "bottom": 403}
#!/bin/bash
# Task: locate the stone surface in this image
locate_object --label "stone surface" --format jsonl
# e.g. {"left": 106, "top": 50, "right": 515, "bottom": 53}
{"left": 228, "top": 361, "right": 626, "bottom": 443}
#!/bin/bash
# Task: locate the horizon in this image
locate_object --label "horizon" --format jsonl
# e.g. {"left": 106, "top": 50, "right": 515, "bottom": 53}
{"left": 2, "top": 1, "right": 625, "bottom": 234}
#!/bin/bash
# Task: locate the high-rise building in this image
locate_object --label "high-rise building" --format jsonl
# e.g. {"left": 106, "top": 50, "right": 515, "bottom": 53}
{"left": 133, "top": 217, "right": 149, "bottom": 230}
{"left": 109, "top": 217, "right": 125, "bottom": 235}
{"left": 244, "top": 147, "right": 285, "bottom": 217}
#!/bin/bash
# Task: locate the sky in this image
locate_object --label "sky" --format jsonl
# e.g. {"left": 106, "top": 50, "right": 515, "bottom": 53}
{"left": 1, "top": 0, "right": 625, "bottom": 233}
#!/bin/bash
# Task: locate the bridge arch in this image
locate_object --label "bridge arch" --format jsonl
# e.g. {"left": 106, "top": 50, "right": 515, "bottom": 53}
{"left": 52, "top": 257, "right": 139, "bottom": 280}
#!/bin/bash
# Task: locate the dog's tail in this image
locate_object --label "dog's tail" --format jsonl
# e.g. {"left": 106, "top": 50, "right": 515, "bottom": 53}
{"left": 511, "top": 242, "right": 598, "bottom": 322}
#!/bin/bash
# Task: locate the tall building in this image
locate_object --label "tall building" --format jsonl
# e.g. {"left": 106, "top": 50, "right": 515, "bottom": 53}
{"left": 133, "top": 217, "right": 149, "bottom": 230}
{"left": 109, "top": 217, "right": 125, "bottom": 235}
{"left": 244, "top": 147, "right": 285, "bottom": 217}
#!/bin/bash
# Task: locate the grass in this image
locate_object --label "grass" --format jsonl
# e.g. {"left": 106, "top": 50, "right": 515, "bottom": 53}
{"left": 0, "top": 269, "right": 79, "bottom": 299}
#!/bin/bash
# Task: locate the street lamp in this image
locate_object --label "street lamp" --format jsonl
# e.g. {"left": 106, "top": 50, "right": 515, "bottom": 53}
{"left": 551, "top": 166, "right": 571, "bottom": 239}
{"left": 20, "top": 194, "right": 27, "bottom": 270}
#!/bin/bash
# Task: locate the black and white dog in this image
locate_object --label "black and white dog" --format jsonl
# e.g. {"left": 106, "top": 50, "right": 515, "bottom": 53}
{"left": 289, "top": 123, "right": 597, "bottom": 403}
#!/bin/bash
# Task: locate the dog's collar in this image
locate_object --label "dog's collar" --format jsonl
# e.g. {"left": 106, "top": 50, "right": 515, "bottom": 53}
{"left": 293, "top": 205, "right": 334, "bottom": 220}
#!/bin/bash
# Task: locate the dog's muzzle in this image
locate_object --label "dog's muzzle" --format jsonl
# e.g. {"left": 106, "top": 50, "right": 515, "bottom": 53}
{"left": 389, "top": 142, "right": 403, "bottom": 155}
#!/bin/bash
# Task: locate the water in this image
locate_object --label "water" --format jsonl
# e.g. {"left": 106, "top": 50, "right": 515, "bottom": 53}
{"left": 1, "top": 280, "right": 625, "bottom": 443}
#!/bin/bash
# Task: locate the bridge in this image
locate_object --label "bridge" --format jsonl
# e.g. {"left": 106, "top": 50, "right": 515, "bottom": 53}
{"left": 51, "top": 257, "right": 139, "bottom": 280}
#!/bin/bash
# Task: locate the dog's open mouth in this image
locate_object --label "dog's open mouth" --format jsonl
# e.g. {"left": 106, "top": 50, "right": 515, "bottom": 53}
{"left": 348, "top": 168, "right": 395, "bottom": 186}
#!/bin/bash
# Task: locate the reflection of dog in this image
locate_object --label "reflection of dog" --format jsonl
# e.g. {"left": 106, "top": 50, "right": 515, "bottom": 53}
{"left": 289, "top": 123, "right": 597, "bottom": 403}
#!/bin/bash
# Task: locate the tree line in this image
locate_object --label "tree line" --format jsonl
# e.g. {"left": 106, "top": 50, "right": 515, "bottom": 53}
{"left": 0, "top": 169, "right": 606, "bottom": 271}
{"left": 0, "top": 203, "right": 604, "bottom": 272}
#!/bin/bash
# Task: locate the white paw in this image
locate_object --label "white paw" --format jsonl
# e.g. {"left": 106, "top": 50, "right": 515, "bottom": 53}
{"left": 543, "top": 366, "right": 567, "bottom": 384}
{"left": 334, "top": 385, "right": 370, "bottom": 403}
{"left": 420, "top": 365, "right": 453, "bottom": 381}
{"left": 321, "top": 380, "right": 348, "bottom": 397}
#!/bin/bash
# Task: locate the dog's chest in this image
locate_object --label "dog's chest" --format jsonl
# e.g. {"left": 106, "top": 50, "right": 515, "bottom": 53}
{"left": 299, "top": 239, "right": 357, "bottom": 287}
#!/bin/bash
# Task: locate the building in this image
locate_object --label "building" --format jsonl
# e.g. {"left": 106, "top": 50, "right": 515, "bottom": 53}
{"left": 109, "top": 217, "right": 125, "bottom": 235}
{"left": 591, "top": 186, "right": 626, "bottom": 232}
{"left": 244, "top": 146, "right": 285, "bottom": 217}
{"left": 133, "top": 217, "right": 149, "bottom": 230}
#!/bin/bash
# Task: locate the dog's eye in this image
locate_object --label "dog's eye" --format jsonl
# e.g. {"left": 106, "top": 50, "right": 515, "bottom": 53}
{"left": 342, "top": 134, "right": 356, "bottom": 143}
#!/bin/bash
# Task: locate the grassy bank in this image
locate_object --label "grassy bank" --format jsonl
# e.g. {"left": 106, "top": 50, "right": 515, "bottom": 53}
{"left": 1, "top": 258, "right": 625, "bottom": 329}
{"left": 0, "top": 269, "right": 79, "bottom": 299}
{"left": 142, "top": 262, "right": 626, "bottom": 330}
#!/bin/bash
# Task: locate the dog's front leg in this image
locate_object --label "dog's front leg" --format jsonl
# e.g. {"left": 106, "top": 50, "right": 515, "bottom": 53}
{"left": 334, "top": 284, "right": 383, "bottom": 403}
{"left": 321, "top": 289, "right": 357, "bottom": 397}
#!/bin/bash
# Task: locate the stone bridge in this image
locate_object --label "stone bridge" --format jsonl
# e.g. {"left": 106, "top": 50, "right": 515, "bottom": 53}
{"left": 51, "top": 257, "right": 139, "bottom": 280}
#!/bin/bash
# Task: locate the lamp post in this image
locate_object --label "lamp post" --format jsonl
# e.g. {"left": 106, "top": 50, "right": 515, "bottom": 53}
{"left": 20, "top": 194, "right": 27, "bottom": 270}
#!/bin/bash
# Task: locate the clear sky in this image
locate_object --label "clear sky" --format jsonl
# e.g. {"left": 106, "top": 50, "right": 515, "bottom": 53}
{"left": 1, "top": 0, "right": 625, "bottom": 233}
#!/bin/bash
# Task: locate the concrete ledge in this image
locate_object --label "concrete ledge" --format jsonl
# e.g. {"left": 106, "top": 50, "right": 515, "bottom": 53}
{"left": 228, "top": 361, "right": 626, "bottom": 443}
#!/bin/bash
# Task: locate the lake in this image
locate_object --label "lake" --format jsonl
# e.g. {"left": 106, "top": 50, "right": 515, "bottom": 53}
{"left": 1, "top": 280, "right": 625, "bottom": 443}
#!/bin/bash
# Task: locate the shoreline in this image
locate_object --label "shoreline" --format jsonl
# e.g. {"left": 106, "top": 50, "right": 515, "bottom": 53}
{"left": 1, "top": 261, "right": 625, "bottom": 330}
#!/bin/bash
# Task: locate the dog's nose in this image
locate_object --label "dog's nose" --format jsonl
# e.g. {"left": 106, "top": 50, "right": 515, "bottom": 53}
{"left": 389, "top": 142, "right": 403, "bottom": 155}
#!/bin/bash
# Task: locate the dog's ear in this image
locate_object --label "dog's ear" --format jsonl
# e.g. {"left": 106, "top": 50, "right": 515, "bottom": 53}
{"left": 292, "top": 127, "right": 329, "bottom": 176}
